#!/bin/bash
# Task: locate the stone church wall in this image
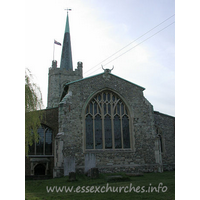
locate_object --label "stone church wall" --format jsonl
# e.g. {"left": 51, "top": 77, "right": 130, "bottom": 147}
{"left": 56, "top": 72, "right": 162, "bottom": 175}
{"left": 154, "top": 111, "right": 175, "bottom": 171}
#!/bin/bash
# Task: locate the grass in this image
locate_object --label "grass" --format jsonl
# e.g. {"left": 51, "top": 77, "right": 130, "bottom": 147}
{"left": 25, "top": 171, "right": 175, "bottom": 200}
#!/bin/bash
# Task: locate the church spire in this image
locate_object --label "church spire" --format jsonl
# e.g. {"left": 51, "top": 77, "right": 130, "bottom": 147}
{"left": 60, "top": 10, "right": 73, "bottom": 70}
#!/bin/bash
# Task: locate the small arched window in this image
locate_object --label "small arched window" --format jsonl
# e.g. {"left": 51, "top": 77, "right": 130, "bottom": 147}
{"left": 158, "top": 135, "right": 163, "bottom": 153}
{"left": 29, "top": 125, "right": 53, "bottom": 155}
{"left": 85, "top": 90, "right": 131, "bottom": 150}
{"left": 156, "top": 126, "right": 163, "bottom": 153}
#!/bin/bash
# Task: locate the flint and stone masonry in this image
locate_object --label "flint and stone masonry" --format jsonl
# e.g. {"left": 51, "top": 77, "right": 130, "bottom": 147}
{"left": 53, "top": 69, "right": 175, "bottom": 177}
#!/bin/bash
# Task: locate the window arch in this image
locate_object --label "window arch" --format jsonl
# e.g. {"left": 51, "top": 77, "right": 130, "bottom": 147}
{"left": 34, "top": 164, "right": 46, "bottom": 175}
{"left": 85, "top": 90, "right": 131, "bottom": 150}
{"left": 29, "top": 125, "right": 53, "bottom": 155}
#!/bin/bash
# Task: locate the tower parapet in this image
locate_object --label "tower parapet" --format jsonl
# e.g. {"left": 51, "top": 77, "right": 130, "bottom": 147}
{"left": 52, "top": 60, "right": 57, "bottom": 69}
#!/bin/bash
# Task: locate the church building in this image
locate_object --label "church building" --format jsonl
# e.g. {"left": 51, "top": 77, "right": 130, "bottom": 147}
{"left": 25, "top": 12, "right": 175, "bottom": 179}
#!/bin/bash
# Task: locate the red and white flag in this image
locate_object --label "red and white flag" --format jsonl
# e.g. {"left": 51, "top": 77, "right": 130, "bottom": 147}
{"left": 54, "top": 40, "right": 61, "bottom": 46}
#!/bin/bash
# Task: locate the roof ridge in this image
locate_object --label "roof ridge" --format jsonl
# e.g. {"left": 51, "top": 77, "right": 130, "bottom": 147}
{"left": 64, "top": 72, "right": 145, "bottom": 90}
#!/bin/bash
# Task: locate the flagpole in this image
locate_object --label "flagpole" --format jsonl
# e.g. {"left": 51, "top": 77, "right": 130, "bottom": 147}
{"left": 53, "top": 40, "right": 55, "bottom": 61}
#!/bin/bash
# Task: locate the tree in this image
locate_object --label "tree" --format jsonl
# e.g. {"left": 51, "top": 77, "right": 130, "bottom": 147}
{"left": 25, "top": 69, "right": 43, "bottom": 156}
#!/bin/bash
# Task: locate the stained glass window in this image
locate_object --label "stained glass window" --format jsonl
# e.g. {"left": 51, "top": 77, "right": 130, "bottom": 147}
{"left": 36, "top": 127, "right": 44, "bottom": 155}
{"left": 94, "top": 102, "right": 97, "bottom": 115}
{"left": 95, "top": 115, "right": 102, "bottom": 149}
{"left": 114, "top": 115, "right": 121, "bottom": 148}
{"left": 28, "top": 125, "right": 53, "bottom": 155}
{"left": 85, "top": 90, "right": 131, "bottom": 150}
{"left": 159, "top": 135, "right": 163, "bottom": 152}
{"left": 122, "top": 116, "right": 130, "bottom": 148}
{"left": 104, "top": 115, "right": 112, "bottom": 149}
{"left": 45, "top": 129, "right": 52, "bottom": 155}
{"left": 86, "top": 115, "right": 93, "bottom": 149}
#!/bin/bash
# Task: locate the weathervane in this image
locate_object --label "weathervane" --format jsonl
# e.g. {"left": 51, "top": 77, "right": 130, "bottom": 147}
{"left": 64, "top": 8, "right": 72, "bottom": 13}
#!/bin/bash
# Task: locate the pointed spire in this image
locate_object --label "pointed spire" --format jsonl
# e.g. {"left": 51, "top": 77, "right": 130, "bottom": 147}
{"left": 65, "top": 12, "right": 70, "bottom": 33}
{"left": 60, "top": 11, "right": 73, "bottom": 70}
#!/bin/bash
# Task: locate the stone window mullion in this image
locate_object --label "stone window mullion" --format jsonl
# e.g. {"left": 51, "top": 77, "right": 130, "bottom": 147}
{"left": 120, "top": 115, "right": 124, "bottom": 149}
{"left": 93, "top": 115, "right": 95, "bottom": 149}
{"left": 101, "top": 93, "right": 105, "bottom": 149}
{"left": 43, "top": 128, "right": 47, "bottom": 155}
{"left": 110, "top": 93, "right": 114, "bottom": 149}
{"left": 111, "top": 115, "right": 115, "bottom": 149}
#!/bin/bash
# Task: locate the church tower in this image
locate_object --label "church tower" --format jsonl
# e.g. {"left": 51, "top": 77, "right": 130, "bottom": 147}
{"left": 47, "top": 11, "right": 83, "bottom": 108}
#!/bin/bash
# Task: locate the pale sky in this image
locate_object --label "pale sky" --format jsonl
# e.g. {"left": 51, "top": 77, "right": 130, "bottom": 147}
{"left": 3, "top": 0, "right": 175, "bottom": 116}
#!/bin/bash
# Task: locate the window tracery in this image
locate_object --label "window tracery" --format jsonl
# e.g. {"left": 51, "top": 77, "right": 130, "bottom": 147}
{"left": 29, "top": 125, "right": 53, "bottom": 155}
{"left": 85, "top": 91, "right": 130, "bottom": 150}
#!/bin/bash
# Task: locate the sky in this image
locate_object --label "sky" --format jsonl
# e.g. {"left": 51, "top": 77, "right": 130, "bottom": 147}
{"left": 2, "top": 0, "right": 175, "bottom": 116}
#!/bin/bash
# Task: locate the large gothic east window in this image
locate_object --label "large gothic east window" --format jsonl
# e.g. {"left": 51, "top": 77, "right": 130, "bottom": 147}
{"left": 85, "top": 90, "right": 131, "bottom": 150}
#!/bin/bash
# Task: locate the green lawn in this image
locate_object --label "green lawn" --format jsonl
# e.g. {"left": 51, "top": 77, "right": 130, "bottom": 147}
{"left": 25, "top": 171, "right": 175, "bottom": 200}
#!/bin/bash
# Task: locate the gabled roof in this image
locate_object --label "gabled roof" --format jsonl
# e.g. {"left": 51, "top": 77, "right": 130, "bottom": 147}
{"left": 60, "top": 71, "right": 145, "bottom": 102}
{"left": 65, "top": 71, "right": 145, "bottom": 90}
